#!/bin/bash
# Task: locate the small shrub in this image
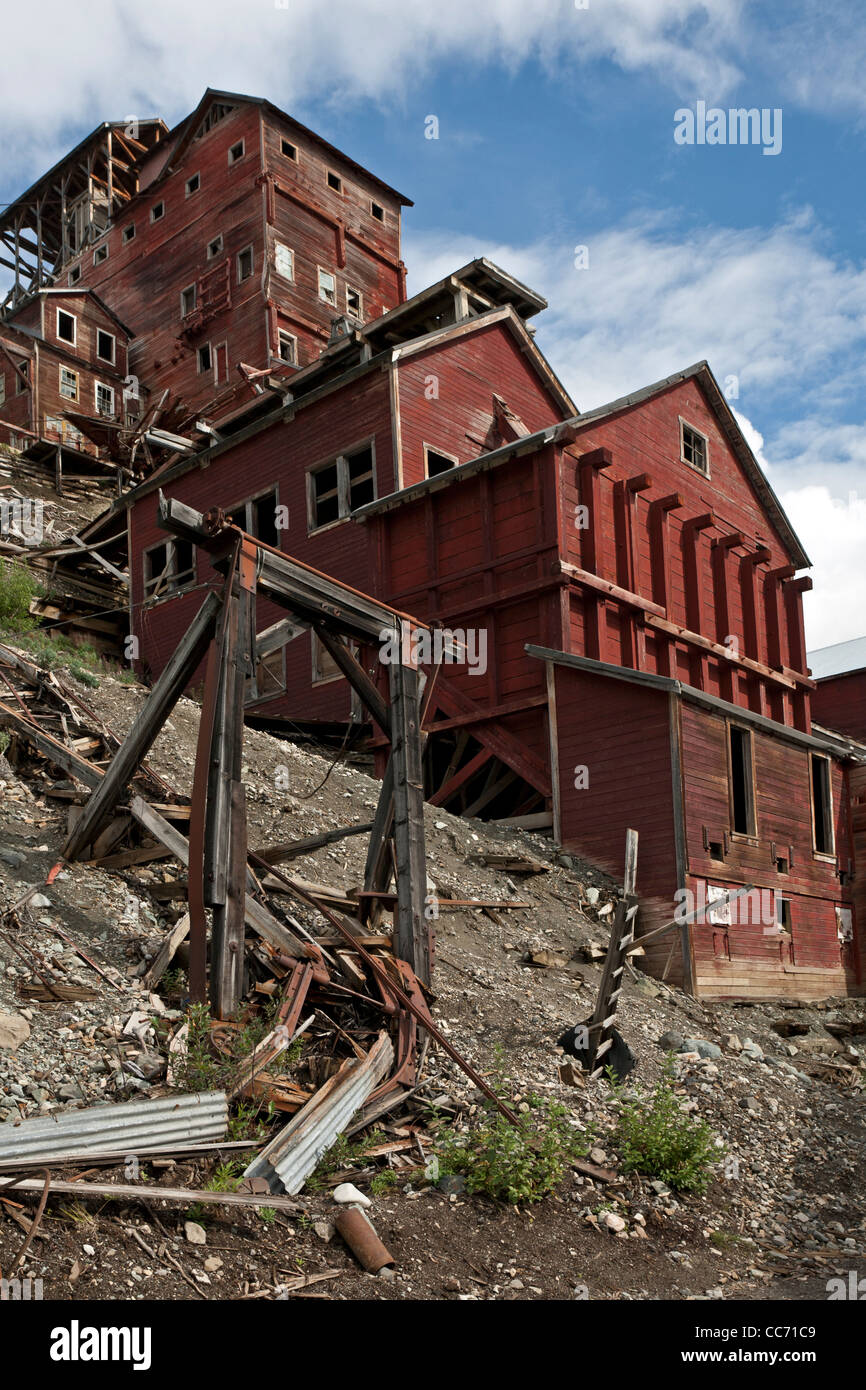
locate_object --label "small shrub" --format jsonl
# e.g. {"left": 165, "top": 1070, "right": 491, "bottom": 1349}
{"left": 0, "top": 559, "right": 39, "bottom": 632}
{"left": 205, "top": 1160, "right": 243, "bottom": 1193}
{"left": 370, "top": 1169, "right": 399, "bottom": 1196}
{"left": 612, "top": 1058, "right": 719, "bottom": 1192}
{"left": 256, "top": 1207, "right": 277, "bottom": 1225}
{"left": 439, "top": 1096, "right": 591, "bottom": 1206}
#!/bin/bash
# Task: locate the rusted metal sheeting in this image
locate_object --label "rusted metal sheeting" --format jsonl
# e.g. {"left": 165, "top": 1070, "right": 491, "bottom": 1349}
{"left": 0, "top": 1091, "right": 228, "bottom": 1167}
{"left": 244, "top": 1032, "right": 393, "bottom": 1195}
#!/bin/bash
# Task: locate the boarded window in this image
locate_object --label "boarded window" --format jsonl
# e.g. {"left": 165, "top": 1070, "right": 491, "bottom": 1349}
{"left": 810, "top": 753, "right": 834, "bottom": 854}
{"left": 275, "top": 243, "right": 294, "bottom": 280}
{"left": 57, "top": 310, "right": 76, "bottom": 345}
{"left": 318, "top": 269, "right": 336, "bottom": 305}
{"left": 729, "top": 725, "right": 755, "bottom": 836}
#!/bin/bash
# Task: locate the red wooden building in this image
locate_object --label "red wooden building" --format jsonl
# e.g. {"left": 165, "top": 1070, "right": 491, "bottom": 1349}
{"left": 4, "top": 89, "right": 863, "bottom": 1002}
{"left": 0, "top": 288, "right": 134, "bottom": 474}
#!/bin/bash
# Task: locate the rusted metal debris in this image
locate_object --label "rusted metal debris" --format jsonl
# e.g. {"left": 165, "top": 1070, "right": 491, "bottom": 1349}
{"left": 0, "top": 507, "right": 531, "bottom": 1215}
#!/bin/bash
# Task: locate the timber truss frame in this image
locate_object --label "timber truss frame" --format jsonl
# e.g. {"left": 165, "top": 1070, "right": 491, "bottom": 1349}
{"left": 0, "top": 120, "right": 167, "bottom": 314}
{"left": 61, "top": 493, "right": 432, "bottom": 1018}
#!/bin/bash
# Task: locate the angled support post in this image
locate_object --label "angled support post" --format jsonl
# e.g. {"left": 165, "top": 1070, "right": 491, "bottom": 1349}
{"left": 62, "top": 590, "right": 223, "bottom": 861}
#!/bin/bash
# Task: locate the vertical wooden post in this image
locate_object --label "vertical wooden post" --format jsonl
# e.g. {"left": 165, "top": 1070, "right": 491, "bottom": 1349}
{"left": 711, "top": 531, "right": 744, "bottom": 702}
{"left": 740, "top": 548, "right": 771, "bottom": 716}
{"left": 648, "top": 493, "right": 682, "bottom": 677}
{"left": 681, "top": 512, "right": 715, "bottom": 689}
{"left": 578, "top": 448, "right": 613, "bottom": 663}
{"left": 389, "top": 657, "right": 430, "bottom": 986}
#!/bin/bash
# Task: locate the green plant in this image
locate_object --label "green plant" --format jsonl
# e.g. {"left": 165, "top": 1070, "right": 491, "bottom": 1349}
{"left": 256, "top": 1206, "right": 277, "bottom": 1225}
{"left": 0, "top": 559, "right": 39, "bottom": 632}
{"left": 305, "top": 1129, "right": 383, "bottom": 1191}
{"left": 0, "top": 730, "right": 9, "bottom": 758}
{"left": 161, "top": 966, "right": 187, "bottom": 997}
{"left": 227, "top": 1099, "right": 275, "bottom": 1142}
{"left": 205, "top": 1160, "right": 243, "bottom": 1193}
{"left": 438, "top": 1095, "right": 590, "bottom": 1206}
{"left": 370, "top": 1169, "right": 399, "bottom": 1196}
{"left": 612, "top": 1057, "right": 720, "bottom": 1193}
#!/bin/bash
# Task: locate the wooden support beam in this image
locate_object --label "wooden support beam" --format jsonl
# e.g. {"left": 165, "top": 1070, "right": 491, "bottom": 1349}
{"left": 681, "top": 512, "right": 715, "bottom": 689}
{"left": 388, "top": 659, "right": 430, "bottom": 986}
{"left": 62, "top": 591, "right": 221, "bottom": 861}
{"left": 429, "top": 746, "right": 492, "bottom": 807}
{"left": 711, "top": 532, "right": 744, "bottom": 701}
{"left": 312, "top": 622, "right": 391, "bottom": 736}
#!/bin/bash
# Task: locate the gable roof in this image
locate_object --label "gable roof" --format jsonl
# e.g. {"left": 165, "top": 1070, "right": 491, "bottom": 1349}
{"left": 358, "top": 359, "right": 810, "bottom": 568}
{"left": 155, "top": 88, "right": 413, "bottom": 205}
{"left": 5, "top": 287, "right": 135, "bottom": 339}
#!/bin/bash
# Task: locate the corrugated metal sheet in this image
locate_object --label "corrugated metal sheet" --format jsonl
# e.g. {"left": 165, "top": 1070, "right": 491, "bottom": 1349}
{"left": 808, "top": 636, "right": 866, "bottom": 680}
{"left": 245, "top": 1033, "right": 393, "bottom": 1195}
{"left": 0, "top": 1091, "right": 227, "bottom": 1166}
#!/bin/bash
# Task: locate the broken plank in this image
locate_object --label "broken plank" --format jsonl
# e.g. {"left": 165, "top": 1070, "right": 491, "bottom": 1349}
{"left": 9, "top": 1177, "right": 300, "bottom": 1213}
{"left": 142, "top": 913, "right": 191, "bottom": 988}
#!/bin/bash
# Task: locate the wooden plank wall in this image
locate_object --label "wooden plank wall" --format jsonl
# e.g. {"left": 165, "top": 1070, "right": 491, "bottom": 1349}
{"left": 680, "top": 701, "right": 860, "bottom": 997}
{"left": 551, "top": 664, "right": 685, "bottom": 985}
{"left": 560, "top": 378, "right": 811, "bottom": 729}
{"left": 811, "top": 672, "right": 866, "bottom": 742}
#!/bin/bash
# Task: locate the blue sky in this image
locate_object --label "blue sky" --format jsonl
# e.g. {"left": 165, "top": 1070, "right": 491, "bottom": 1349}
{"left": 1, "top": 0, "right": 864, "bottom": 647}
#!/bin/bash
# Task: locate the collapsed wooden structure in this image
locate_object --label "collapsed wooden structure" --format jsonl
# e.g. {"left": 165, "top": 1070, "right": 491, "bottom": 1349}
{"left": 60, "top": 493, "right": 431, "bottom": 1017}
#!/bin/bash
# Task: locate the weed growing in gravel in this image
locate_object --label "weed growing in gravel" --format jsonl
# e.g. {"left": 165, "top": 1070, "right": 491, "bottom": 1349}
{"left": 370, "top": 1169, "right": 400, "bottom": 1196}
{"left": 438, "top": 1095, "right": 591, "bottom": 1205}
{"left": 305, "top": 1129, "right": 383, "bottom": 1191}
{"left": 205, "top": 1161, "right": 244, "bottom": 1193}
{"left": 611, "top": 1057, "right": 720, "bottom": 1192}
{"left": 256, "top": 1207, "right": 277, "bottom": 1224}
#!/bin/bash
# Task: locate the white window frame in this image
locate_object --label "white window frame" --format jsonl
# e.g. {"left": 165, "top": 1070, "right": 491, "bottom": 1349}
{"left": 59, "top": 365, "right": 78, "bottom": 401}
{"left": 277, "top": 329, "right": 297, "bottom": 365}
{"left": 93, "top": 242, "right": 108, "bottom": 265}
{"left": 122, "top": 223, "right": 136, "bottom": 244}
{"left": 236, "top": 245, "right": 254, "bottom": 283}
{"left": 95, "top": 381, "right": 115, "bottom": 417}
{"left": 679, "top": 417, "right": 710, "bottom": 477}
{"left": 56, "top": 308, "right": 77, "bottom": 347}
{"left": 810, "top": 751, "right": 836, "bottom": 858}
{"left": 317, "top": 267, "right": 337, "bottom": 306}
{"left": 185, "top": 171, "right": 201, "bottom": 197}
{"left": 150, "top": 201, "right": 165, "bottom": 223}
{"left": 274, "top": 242, "right": 294, "bottom": 281}
{"left": 96, "top": 328, "right": 116, "bottom": 364}
{"left": 228, "top": 139, "right": 245, "bottom": 165}
{"left": 206, "top": 233, "right": 223, "bottom": 260}
{"left": 423, "top": 443, "right": 459, "bottom": 478}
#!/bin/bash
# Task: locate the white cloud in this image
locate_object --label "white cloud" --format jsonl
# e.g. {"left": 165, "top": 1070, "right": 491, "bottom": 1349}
{"left": 0, "top": 0, "right": 748, "bottom": 181}
{"left": 406, "top": 213, "right": 866, "bottom": 647}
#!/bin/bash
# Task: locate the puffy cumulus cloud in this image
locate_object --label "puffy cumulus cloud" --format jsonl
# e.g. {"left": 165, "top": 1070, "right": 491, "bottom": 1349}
{"left": 406, "top": 210, "right": 866, "bottom": 417}
{"left": 0, "top": 0, "right": 746, "bottom": 180}
{"left": 406, "top": 220, "right": 866, "bottom": 647}
{"left": 782, "top": 486, "right": 866, "bottom": 648}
